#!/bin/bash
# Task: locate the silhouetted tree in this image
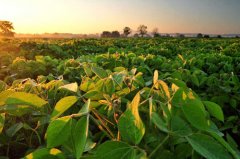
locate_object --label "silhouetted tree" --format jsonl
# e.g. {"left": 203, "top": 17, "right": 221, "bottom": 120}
{"left": 111, "top": 31, "right": 120, "bottom": 38}
{"left": 101, "top": 31, "right": 112, "bottom": 38}
{"left": 165, "top": 34, "right": 171, "bottom": 37}
{"left": 123, "top": 27, "right": 131, "bottom": 37}
{"left": 0, "top": 21, "right": 14, "bottom": 37}
{"left": 197, "top": 33, "right": 203, "bottom": 38}
{"left": 236, "top": 35, "right": 239, "bottom": 38}
{"left": 204, "top": 34, "right": 210, "bottom": 38}
{"left": 137, "top": 25, "right": 147, "bottom": 37}
{"left": 217, "top": 35, "right": 222, "bottom": 38}
{"left": 152, "top": 28, "right": 160, "bottom": 37}
{"left": 176, "top": 33, "right": 185, "bottom": 38}
{"left": 133, "top": 33, "right": 139, "bottom": 38}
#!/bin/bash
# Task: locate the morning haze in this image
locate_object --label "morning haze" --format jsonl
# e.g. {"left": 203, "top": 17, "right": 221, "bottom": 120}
{"left": 1, "top": 0, "right": 240, "bottom": 34}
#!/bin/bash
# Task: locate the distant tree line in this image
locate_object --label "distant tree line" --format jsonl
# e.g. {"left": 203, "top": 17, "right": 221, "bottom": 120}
{"left": 101, "top": 25, "right": 150, "bottom": 38}
{"left": 101, "top": 25, "right": 164, "bottom": 38}
{"left": 100, "top": 24, "right": 234, "bottom": 39}
{"left": 197, "top": 33, "right": 225, "bottom": 38}
{"left": 101, "top": 31, "right": 120, "bottom": 38}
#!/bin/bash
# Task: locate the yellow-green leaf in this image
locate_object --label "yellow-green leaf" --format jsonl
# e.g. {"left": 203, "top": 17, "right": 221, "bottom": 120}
{"left": 6, "top": 92, "right": 47, "bottom": 108}
{"left": 24, "top": 148, "right": 65, "bottom": 159}
{"left": 59, "top": 82, "right": 78, "bottom": 92}
{"left": 73, "top": 115, "right": 89, "bottom": 159}
{"left": 0, "top": 113, "right": 5, "bottom": 133}
{"left": 153, "top": 70, "right": 158, "bottom": 85}
{"left": 46, "top": 116, "right": 72, "bottom": 148}
{"left": 118, "top": 92, "right": 145, "bottom": 144}
{"left": 0, "top": 90, "right": 15, "bottom": 106}
{"left": 51, "top": 96, "right": 78, "bottom": 120}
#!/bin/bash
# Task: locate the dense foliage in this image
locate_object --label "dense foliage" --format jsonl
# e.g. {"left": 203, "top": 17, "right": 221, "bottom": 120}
{"left": 0, "top": 38, "right": 240, "bottom": 159}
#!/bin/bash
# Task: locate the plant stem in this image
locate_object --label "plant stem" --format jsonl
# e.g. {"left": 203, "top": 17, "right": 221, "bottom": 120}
{"left": 149, "top": 135, "right": 169, "bottom": 158}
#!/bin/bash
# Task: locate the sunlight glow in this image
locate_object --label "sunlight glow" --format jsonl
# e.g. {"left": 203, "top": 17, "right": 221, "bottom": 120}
{"left": 0, "top": 0, "right": 240, "bottom": 34}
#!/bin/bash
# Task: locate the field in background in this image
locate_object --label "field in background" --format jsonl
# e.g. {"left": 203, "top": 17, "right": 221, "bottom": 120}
{"left": 0, "top": 38, "right": 240, "bottom": 159}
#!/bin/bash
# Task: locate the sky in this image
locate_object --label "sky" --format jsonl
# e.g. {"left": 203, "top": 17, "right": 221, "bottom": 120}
{"left": 0, "top": 0, "right": 240, "bottom": 34}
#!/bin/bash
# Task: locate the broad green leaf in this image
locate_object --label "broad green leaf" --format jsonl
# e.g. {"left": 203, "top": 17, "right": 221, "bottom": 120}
{"left": 0, "top": 113, "right": 5, "bottom": 133}
{"left": 118, "top": 92, "right": 145, "bottom": 144}
{"left": 113, "top": 67, "right": 126, "bottom": 72}
{"left": 83, "top": 64, "right": 93, "bottom": 77}
{"left": 80, "top": 78, "right": 95, "bottom": 92}
{"left": 116, "top": 87, "right": 130, "bottom": 96}
{"left": 0, "top": 90, "right": 14, "bottom": 106}
{"left": 182, "top": 98, "right": 209, "bottom": 130}
{"left": 84, "top": 90, "right": 104, "bottom": 100}
{"left": 208, "top": 121, "right": 224, "bottom": 137}
{"left": 24, "top": 148, "right": 65, "bottom": 159}
{"left": 73, "top": 115, "right": 89, "bottom": 159}
{"left": 133, "top": 72, "right": 145, "bottom": 87}
{"left": 112, "top": 72, "right": 125, "bottom": 88}
{"left": 51, "top": 96, "right": 78, "bottom": 120}
{"left": 172, "top": 88, "right": 186, "bottom": 107}
{"left": 59, "top": 82, "right": 78, "bottom": 92}
{"left": 186, "top": 133, "right": 232, "bottom": 159}
{"left": 93, "top": 141, "right": 145, "bottom": 159}
{"left": 95, "top": 79, "right": 104, "bottom": 92}
{"left": 91, "top": 66, "right": 108, "bottom": 79}
{"left": 103, "top": 78, "right": 115, "bottom": 95}
{"left": 6, "top": 92, "right": 47, "bottom": 108}
{"left": 169, "top": 79, "right": 187, "bottom": 89}
{"left": 203, "top": 101, "right": 224, "bottom": 121}
{"left": 171, "top": 116, "right": 192, "bottom": 137}
{"left": 78, "top": 99, "right": 90, "bottom": 114}
{"left": 209, "top": 132, "right": 240, "bottom": 159}
{"left": 6, "top": 122, "right": 23, "bottom": 137}
{"left": 46, "top": 116, "right": 72, "bottom": 148}
{"left": 1, "top": 105, "right": 32, "bottom": 117}
{"left": 151, "top": 112, "right": 168, "bottom": 133}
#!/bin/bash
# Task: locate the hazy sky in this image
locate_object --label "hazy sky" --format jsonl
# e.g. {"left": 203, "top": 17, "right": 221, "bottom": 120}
{"left": 1, "top": 0, "right": 240, "bottom": 34}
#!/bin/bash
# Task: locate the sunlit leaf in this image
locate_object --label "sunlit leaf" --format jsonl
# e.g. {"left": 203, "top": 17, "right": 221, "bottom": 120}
{"left": 103, "top": 78, "right": 115, "bottom": 95}
{"left": 6, "top": 92, "right": 47, "bottom": 108}
{"left": 118, "top": 92, "right": 145, "bottom": 144}
{"left": 72, "top": 115, "right": 89, "bottom": 159}
{"left": 46, "top": 116, "right": 72, "bottom": 148}
{"left": 59, "top": 82, "right": 78, "bottom": 92}
{"left": 83, "top": 90, "right": 104, "bottom": 100}
{"left": 158, "top": 80, "right": 170, "bottom": 99}
{"left": 153, "top": 70, "right": 158, "bottom": 85}
{"left": 51, "top": 96, "right": 78, "bottom": 120}
{"left": 92, "top": 66, "right": 108, "bottom": 79}
{"left": 0, "top": 90, "right": 15, "bottom": 106}
{"left": 24, "top": 148, "right": 65, "bottom": 159}
{"left": 0, "top": 113, "right": 5, "bottom": 133}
